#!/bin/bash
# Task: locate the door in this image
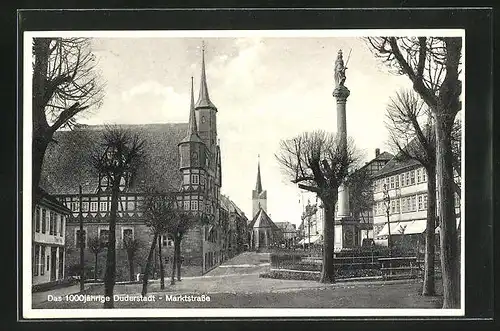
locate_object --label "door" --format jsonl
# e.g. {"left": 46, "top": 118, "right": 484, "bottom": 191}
{"left": 50, "top": 247, "right": 57, "bottom": 281}
{"left": 58, "top": 248, "right": 64, "bottom": 280}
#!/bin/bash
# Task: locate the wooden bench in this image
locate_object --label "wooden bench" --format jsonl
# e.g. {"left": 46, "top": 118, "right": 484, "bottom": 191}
{"left": 378, "top": 257, "right": 420, "bottom": 279}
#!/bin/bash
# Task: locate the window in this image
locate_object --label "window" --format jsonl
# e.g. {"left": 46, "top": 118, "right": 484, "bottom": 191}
{"left": 35, "top": 207, "right": 41, "bottom": 233}
{"left": 191, "top": 200, "right": 199, "bottom": 211}
{"left": 99, "top": 229, "right": 110, "bottom": 246}
{"left": 417, "top": 169, "right": 422, "bottom": 183}
{"left": 396, "top": 199, "right": 400, "bottom": 213}
{"left": 390, "top": 176, "right": 395, "bottom": 189}
{"left": 71, "top": 201, "right": 79, "bottom": 212}
{"left": 200, "top": 175, "right": 205, "bottom": 186}
{"left": 422, "top": 170, "right": 427, "bottom": 182}
{"left": 410, "top": 170, "right": 416, "bottom": 185}
{"left": 49, "top": 211, "right": 54, "bottom": 235}
{"left": 122, "top": 228, "right": 133, "bottom": 247}
{"left": 423, "top": 194, "right": 428, "bottom": 209}
{"left": 41, "top": 209, "right": 47, "bottom": 234}
{"left": 400, "top": 173, "right": 405, "bottom": 187}
{"left": 391, "top": 200, "right": 395, "bottom": 214}
{"left": 454, "top": 193, "right": 460, "bottom": 208}
{"left": 183, "top": 173, "right": 190, "bottom": 185}
{"left": 75, "top": 229, "right": 87, "bottom": 248}
{"left": 401, "top": 198, "right": 407, "bottom": 213}
{"left": 183, "top": 201, "right": 190, "bottom": 211}
{"left": 82, "top": 201, "right": 89, "bottom": 212}
{"left": 100, "top": 201, "right": 108, "bottom": 211}
{"left": 395, "top": 175, "right": 400, "bottom": 188}
{"left": 59, "top": 215, "right": 64, "bottom": 237}
{"left": 411, "top": 196, "right": 416, "bottom": 211}
{"left": 162, "top": 235, "right": 174, "bottom": 247}
{"left": 40, "top": 246, "right": 45, "bottom": 275}
{"left": 127, "top": 200, "right": 135, "bottom": 211}
{"left": 192, "top": 174, "right": 200, "bottom": 185}
{"left": 418, "top": 195, "right": 423, "bottom": 210}
{"left": 90, "top": 201, "right": 98, "bottom": 212}
{"left": 33, "top": 245, "right": 40, "bottom": 276}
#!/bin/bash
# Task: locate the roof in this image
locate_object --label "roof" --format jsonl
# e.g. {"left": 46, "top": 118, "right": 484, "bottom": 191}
{"left": 248, "top": 208, "right": 280, "bottom": 231}
{"left": 359, "top": 151, "right": 393, "bottom": 171}
{"left": 181, "top": 77, "right": 203, "bottom": 144}
{"left": 40, "top": 123, "right": 188, "bottom": 195}
{"left": 35, "top": 187, "right": 72, "bottom": 214}
{"left": 195, "top": 47, "right": 217, "bottom": 110}
{"left": 373, "top": 157, "right": 421, "bottom": 178}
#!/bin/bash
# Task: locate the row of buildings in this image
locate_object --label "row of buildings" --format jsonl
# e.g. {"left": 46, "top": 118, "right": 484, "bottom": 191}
{"left": 297, "top": 146, "right": 461, "bottom": 251}
{"left": 33, "top": 47, "right": 250, "bottom": 285}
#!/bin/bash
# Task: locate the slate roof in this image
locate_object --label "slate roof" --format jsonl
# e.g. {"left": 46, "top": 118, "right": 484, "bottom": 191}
{"left": 40, "top": 123, "right": 188, "bottom": 195}
{"left": 248, "top": 208, "right": 280, "bottom": 231}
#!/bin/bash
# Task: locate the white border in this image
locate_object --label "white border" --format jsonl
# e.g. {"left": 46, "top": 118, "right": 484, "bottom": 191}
{"left": 23, "top": 29, "right": 465, "bottom": 319}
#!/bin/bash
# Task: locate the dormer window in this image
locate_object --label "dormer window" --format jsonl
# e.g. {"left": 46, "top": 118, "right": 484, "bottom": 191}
{"left": 192, "top": 174, "right": 200, "bottom": 185}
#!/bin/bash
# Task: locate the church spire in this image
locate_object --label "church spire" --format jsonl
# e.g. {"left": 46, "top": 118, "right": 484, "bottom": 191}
{"left": 255, "top": 155, "right": 263, "bottom": 193}
{"left": 196, "top": 41, "right": 217, "bottom": 109}
{"left": 181, "top": 77, "right": 202, "bottom": 143}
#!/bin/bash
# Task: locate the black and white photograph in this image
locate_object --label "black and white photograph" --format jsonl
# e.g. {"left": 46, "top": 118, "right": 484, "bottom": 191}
{"left": 22, "top": 26, "right": 468, "bottom": 319}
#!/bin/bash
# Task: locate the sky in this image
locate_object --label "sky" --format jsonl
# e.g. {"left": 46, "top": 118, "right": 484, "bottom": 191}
{"left": 77, "top": 34, "right": 413, "bottom": 227}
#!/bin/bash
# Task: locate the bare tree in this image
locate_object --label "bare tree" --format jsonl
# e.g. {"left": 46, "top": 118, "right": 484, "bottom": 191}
{"left": 385, "top": 89, "right": 437, "bottom": 296}
{"left": 88, "top": 236, "right": 104, "bottom": 281}
{"left": 166, "top": 209, "right": 203, "bottom": 285}
{"left": 32, "top": 38, "right": 104, "bottom": 196}
{"left": 123, "top": 237, "right": 141, "bottom": 282}
{"left": 345, "top": 167, "right": 374, "bottom": 224}
{"left": 140, "top": 190, "right": 176, "bottom": 294}
{"left": 275, "top": 131, "right": 358, "bottom": 283}
{"left": 92, "top": 125, "right": 145, "bottom": 308}
{"left": 366, "top": 36, "right": 462, "bottom": 308}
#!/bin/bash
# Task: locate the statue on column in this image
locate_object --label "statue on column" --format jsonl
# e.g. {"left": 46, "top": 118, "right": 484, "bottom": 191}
{"left": 334, "top": 49, "right": 347, "bottom": 88}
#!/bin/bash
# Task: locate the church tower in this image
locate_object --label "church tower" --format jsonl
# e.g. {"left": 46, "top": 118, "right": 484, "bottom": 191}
{"left": 193, "top": 42, "right": 221, "bottom": 218}
{"left": 252, "top": 156, "right": 267, "bottom": 218}
{"left": 178, "top": 78, "right": 207, "bottom": 212}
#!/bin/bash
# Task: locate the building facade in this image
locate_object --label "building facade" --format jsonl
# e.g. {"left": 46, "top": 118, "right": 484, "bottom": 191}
{"left": 32, "top": 189, "right": 71, "bottom": 285}
{"left": 41, "top": 47, "right": 244, "bottom": 280}
{"left": 372, "top": 156, "right": 461, "bottom": 248}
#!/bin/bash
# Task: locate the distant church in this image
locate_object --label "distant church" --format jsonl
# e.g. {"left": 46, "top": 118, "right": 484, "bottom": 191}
{"left": 248, "top": 157, "right": 280, "bottom": 250}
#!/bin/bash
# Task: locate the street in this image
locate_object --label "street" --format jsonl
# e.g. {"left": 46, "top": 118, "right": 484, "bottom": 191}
{"left": 32, "top": 252, "right": 443, "bottom": 309}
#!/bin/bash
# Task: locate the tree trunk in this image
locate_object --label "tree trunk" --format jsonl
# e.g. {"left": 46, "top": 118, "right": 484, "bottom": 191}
{"left": 423, "top": 164, "right": 437, "bottom": 296}
{"left": 170, "top": 238, "right": 177, "bottom": 285}
{"left": 158, "top": 236, "right": 165, "bottom": 289}
{"left": 141, "top": 232, "right": 158, "bottom": 296}
{"left": 32, "top": 38, "right": 51, "bottom": 199}
{"left": 436, "top": 113, "right": 460, "bottom": 308}
{"left": 128, "top": 250, "right": 134, "bottom": 282}
{"left": 94, "top": 253, "right": 98, "bottom": 281}
{"left": 104, "top": 181, "right": 119, "bottom": 308}
{"left": 320, "top": 198, "right": 336, "bottom": 283}
{"left": 176, "top": 239, "right": 182, "bottom": 281}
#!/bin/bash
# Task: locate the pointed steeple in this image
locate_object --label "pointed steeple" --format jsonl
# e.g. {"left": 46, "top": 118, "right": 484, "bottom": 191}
{"left": 195, "top": 41, "right": 217, "bottom": 109}
{"left": 255, "top": 155, "right": 263, "bottom": 193}
{"left": 181, "top": 77, "right": 203, "bottom": 143}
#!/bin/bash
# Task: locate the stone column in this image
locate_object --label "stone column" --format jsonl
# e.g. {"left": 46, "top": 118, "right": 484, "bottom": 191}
{"left": 333, "top": 62, "right": 351, "bottom": 219}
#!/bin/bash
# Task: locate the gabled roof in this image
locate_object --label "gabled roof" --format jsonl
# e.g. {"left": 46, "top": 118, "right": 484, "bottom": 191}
{"left": 248, "top": 208, "right": 280, "bottom": 231}
{"left": 372, "top": 139, "right": 425, "bottom": 179}
{"left": 40, "top": 123, "right": 188, "bottom": 195}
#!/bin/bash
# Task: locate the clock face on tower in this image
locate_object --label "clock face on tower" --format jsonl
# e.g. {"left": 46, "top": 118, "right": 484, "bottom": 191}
{"left": 191, "top": 151, "right": 199, "bottom": 162}
{"left": 201, "top": 116, "right": 206, "bottom": 123}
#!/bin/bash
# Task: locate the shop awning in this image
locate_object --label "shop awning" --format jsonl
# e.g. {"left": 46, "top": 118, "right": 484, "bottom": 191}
{"left": 298, "top": 234, "right": 322, "bottom": 245}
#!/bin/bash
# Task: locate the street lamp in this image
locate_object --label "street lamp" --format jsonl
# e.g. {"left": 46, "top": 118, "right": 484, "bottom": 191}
{"left": 383, "top": 184, "right": 393, "bottom": 256}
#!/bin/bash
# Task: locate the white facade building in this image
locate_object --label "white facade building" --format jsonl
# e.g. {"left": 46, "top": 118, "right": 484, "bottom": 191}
{"left": 372, "top": 158, "right": 461, "bottom": 246}
{"left": 33, "top": 189, "right": 71, "bottom": 285}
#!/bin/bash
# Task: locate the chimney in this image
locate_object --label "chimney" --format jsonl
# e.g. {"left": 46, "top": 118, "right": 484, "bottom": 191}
{"left": 375, "top": 148, "right": 380, "bottom": 157}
